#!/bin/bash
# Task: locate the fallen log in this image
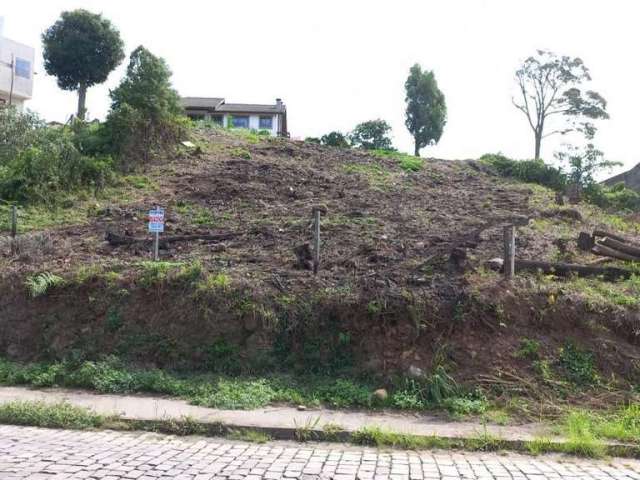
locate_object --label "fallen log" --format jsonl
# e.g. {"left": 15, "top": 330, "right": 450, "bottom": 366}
{"left": 593, "top": 229, "right": 635, "bottom": 245}
{"left": 105, "top": 231, "right": 239, "bottom": 248}
{"left": 599, "top": 236, "right": 640, "bottom": 258}
{"left": 514, "top": 259, "right": 631, "bottom": 280}
{"left": 592, "top": 243, "right": 640, "bottom": 262}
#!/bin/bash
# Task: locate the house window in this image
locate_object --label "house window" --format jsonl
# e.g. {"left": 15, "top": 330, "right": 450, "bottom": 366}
{"left": 259, "top": 116, "right": 273, "bottom": 130}
{"left": 232, "top": 116, "right": 250, "bottom": 128}
{"left": 211, "top": 115, "right": 223, "bottom": 126}
{"left": 187, "top": 113, "right": 205, "bottom": 121}
{"left": 14, "top": 58, "right": 31, "bottom": 79}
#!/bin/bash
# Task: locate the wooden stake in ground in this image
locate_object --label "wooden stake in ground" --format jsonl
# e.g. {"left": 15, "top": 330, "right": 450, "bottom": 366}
{"left": 503, "top": 225, "right": 515, "bottom": 279}
{"left": 10, "top": 205, "right": 17, "bottom": 239}
{"left": 312, "top": 207, "right": 321, "bottom": 275}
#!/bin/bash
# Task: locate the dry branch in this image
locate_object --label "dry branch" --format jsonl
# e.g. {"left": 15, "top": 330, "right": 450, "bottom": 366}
{"left": 105, "top": 231, "right": 239, "bottom": 248}
{"left": 514, "top": 259, "right": 631, "bottom": 280}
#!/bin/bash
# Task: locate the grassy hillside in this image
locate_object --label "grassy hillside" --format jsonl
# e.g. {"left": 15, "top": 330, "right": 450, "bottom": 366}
{"left": 1, "top": 126, "right": 640, "bottom": 419}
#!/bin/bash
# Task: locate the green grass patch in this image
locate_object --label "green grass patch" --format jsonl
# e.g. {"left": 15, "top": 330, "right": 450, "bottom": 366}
{"left": 372, "top": 149, "right": 423, "bottom": 172}
{"left": 343, "top": 162, "right": 392, "bottom": 189}
{"left": 227, "top": 428, "right": 271, "bottom": 443}
{"left": 137, "top": 261, "right": 185, "bottom": 287}
{"left": 0, "top": 357, "right": 488, "bottom": 415}
{"left": 0, "top": 401, "right": 106, "bottom": 429}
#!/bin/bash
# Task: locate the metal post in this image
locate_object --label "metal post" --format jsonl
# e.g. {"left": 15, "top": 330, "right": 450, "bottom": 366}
{"left": 10, "top": 205, "right": 17, "bottom": 239}
{"left": 153, "top": 205, "right": 160, "bottom": 261}
{"left": 313, "top": 208, "right": 321, "bottom": 275}
{"left": 503, "top": 225, "right": 515, "bottom": 279}
{"left": 8, "top": 54, "right": 14, "bottom": 106}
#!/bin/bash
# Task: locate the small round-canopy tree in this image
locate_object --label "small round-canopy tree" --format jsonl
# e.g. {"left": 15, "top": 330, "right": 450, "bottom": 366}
{"left": 513, "top": 50, "right": 609, "bottom": 159}
{"left": 350, "top": 119, "right": 394, "bottom": 150}
{"left": 404, "top": 64, "right": 446, "bottom": 157}
{"left": 42, "top": 9, "right": 125, "bottom": 120}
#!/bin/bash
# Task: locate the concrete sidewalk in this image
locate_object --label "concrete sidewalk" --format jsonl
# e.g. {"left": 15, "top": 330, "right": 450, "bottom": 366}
{"left": 0, "top": 386, "right": 550, "bottom": 442}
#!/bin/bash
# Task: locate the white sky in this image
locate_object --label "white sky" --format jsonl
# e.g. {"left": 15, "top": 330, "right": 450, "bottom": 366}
{"left": 2, "top": 0, "right": 638, "bottom": 176}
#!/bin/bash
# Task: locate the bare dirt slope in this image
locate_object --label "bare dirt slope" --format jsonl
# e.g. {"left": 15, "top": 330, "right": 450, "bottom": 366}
{"left": 1, "top": 128, "right": 640, "bottom": 400}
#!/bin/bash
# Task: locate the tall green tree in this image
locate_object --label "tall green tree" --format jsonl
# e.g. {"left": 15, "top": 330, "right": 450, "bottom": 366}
{"left": 42, "top": 9, "right": 125, "bottom": 120}
{"left": 514, "top": 50, "right": 609, "bottom": 159}
{"left": 350, "top": 119, "right": 394, "bottom": 150}
{"left": 109, "top": 46, "right": 182, "bottom": 118}
{"left": 105, "top": 46, "right": 184, "bottom": 168}
{"left": 404, "top": 64, "right": 447, "bottom": 157}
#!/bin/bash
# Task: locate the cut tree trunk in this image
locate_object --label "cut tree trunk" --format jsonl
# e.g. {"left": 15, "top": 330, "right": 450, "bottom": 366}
{"left": 577, "top": 232, "right": 595, "bottom": 251}
{"left": 514, "top": 259, "right": 631, "bottom": 280}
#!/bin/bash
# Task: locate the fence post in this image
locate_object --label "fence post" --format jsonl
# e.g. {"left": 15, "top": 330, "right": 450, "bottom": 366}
{"left": 503, "top": 225, "right": 515, "bottom": 279}
{"left": 312, "top": 207, "right": 322, "bottom": 275}
{"left": 10, "top": 205, "right": 17, "bottom": 239}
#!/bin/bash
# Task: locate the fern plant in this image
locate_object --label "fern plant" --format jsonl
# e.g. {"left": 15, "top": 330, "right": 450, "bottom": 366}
{"left": 25, "top": 272, "right": 65, "bottom": 298}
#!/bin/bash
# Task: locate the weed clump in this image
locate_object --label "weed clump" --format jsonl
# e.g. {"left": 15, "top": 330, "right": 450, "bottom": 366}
{"left": 25, "top": 272, "right": 65, "bottom": 297}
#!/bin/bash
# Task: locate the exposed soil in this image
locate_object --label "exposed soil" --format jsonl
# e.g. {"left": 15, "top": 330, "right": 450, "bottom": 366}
{"left": 1, "top": 128, "right": 640, "bottom": 408}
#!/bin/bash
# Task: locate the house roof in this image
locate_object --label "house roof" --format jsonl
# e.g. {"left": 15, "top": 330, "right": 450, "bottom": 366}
{"left": 216, "top": 103, "right": 286, "bottom": 114}
{"left": 180, "top": 97, "right": 225, "bottom": 109}
{"left": 181, "top": 97, "right": 286, "bottom": 114}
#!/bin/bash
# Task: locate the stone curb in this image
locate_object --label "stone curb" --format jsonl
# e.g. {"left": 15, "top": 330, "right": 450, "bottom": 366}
{"left": 102, "top": 416, "right": 640, "bottom": 459}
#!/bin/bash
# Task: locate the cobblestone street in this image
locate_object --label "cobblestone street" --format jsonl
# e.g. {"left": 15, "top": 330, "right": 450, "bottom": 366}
{"left": 1, "top": 425, "right": 640, "bottom": 480}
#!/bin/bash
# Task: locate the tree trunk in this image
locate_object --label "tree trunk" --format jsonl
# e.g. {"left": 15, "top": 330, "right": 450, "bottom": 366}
{"left": 534, "top": 131, "right": 542, "bottom": 159}
{"left": 77, "top": 83, "right": 87, "bottom": 120}
{"left": 414, "top": 140, "right": 420, "bottom": 157}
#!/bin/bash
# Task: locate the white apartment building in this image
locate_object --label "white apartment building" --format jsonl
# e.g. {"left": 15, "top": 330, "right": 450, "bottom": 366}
{"left": 0, "top": 20, "right": 35, "bottom": 109}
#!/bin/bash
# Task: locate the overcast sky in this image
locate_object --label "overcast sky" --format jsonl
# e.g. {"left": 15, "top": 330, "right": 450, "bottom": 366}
{"left": 2, "top": 1, "right": 638, "bottom": 176}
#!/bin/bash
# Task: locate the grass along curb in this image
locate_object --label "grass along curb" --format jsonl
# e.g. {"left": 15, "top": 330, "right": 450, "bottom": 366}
{"left": 0, "top": 401, "right": 639, "bottom": 458}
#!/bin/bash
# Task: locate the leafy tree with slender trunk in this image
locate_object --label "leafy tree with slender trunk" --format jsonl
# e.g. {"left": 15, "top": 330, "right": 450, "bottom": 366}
{"left": 404, "top": 64, "right": 446, "bottom": 157}
{"left": 42, "top": 9, "right": 124, "bottom": 120}
{"left": 513, "top": 50, "right": 609, "bottom": 159}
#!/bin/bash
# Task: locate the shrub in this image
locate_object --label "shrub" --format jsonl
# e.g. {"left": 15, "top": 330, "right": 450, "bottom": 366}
{"left": 480, "top": 153, "right": 566, "bottom": 191}
{"left": 320, "top": 131, "right": 350, "bottom": 148}
{"left": 0, "top": 106, "right": 44, "bottom": 165}
{"left": 584, "top": 182, "right": 640, "bottom": 212}
{"left": 350, "top": 119, "right": 394, "bottom": 151}
{"left": 0, "top": 112, "right": 113, "bottom": 203}
{"left": 558, "top": 341, "right": 599, "bottom": 385}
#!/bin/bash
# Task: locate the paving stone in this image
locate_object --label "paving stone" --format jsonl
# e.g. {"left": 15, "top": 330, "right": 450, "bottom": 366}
{"left": 0, "top": 425, "right": 638, "bottom": 480}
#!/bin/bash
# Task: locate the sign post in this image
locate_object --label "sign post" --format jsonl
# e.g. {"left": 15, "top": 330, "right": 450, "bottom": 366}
{"left": 148, "top": 206, "right": 165, "bottom": 261}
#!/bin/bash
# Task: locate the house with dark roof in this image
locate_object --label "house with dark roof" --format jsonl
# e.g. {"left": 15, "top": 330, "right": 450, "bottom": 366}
{"left": 181, "top": 97, "right": 288, "bottom": 137}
